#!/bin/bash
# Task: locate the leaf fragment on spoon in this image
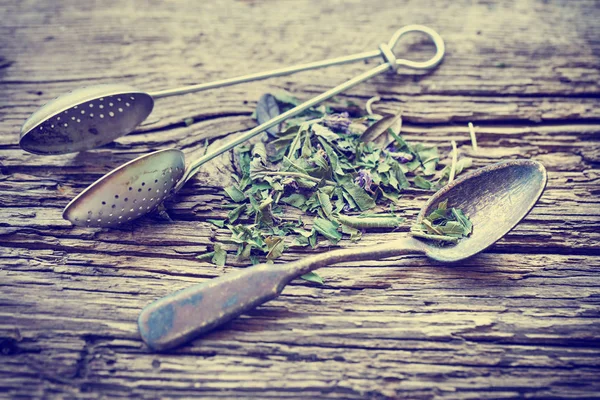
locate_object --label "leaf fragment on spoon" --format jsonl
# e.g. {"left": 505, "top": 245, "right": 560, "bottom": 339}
{"left": 410, "top": 199, "right": 473, "bottom": 245}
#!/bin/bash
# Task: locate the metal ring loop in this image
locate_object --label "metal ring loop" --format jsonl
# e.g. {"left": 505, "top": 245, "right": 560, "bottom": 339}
{"left": 378, "top": 43, "right": 398, "bottom": 73}
{"left": 386, "top": 24, "right": 445, "bottom": 70}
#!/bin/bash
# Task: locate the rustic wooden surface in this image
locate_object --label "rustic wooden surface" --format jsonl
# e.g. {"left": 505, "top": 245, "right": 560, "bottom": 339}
{"left": 1, "top": 0, "right": 600, "bottom": 398}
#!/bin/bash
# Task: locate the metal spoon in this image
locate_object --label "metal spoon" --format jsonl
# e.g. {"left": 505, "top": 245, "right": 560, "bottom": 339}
{"left": 137, "top": 159, "right": 547, "bottom": 351}
{"left": 62, "top": 27, "right": 445, "bottom": 227}
{"left": 20, "top": 25, "right": 443, "bottom": 155}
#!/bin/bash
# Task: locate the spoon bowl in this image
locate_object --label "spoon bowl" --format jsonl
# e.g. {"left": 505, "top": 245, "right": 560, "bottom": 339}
{"left": 138, "top": 160, "right": 547, "bottom": 351}
{"left": 20, "top": 84, "right": 154, "bottom": 155}
{"left": 63, "top": 149, "right": 185, "bottom": 226}
{"left": 418, "top": 159, "right": 547, "bottom": 262}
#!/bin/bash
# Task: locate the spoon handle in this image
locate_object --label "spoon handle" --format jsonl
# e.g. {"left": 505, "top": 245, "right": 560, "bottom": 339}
{"left": 138, "top": 236, "right": 424, "bottom": 351}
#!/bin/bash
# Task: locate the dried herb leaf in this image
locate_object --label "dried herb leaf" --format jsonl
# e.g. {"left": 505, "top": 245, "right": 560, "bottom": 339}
{"left": 312, "top": 123, "right": 339, "bottom": 142}
{"left": 341, "top": 182, "right": 376, "bottom": 211}
{"left": 212, "top": 244, "right": 227, "bottom": 266}
{"left": 410, "top": 201, "right": 473, "bottom": 245}
{"left": 265, "top": 236, "right": 285, "bottom": 260}
{"left": 207, "top": 219, "right": 225, "bottom": 228}
{"left": 224, "top": 185, "right": 246, "bottom": 202}
{"left": 317, "top": 190, "right": 333, "bottom": 218}
{"left": 413, "top": 175, "right": 433, "bottom": 190}
{"left": 313, "top": 217, "right": 342, "bottom": 243}
{"left": 271, "top": 90, "right": 301, "bottom": 106}
{"left": 281, "top": 193, "right": 307, "bottom": 208}
{"left": 301, "top": 271, "right": 324, "bottom": 284}
{"left": 255, "top": 93, "right": 281, "bottom": 137}
{"left": 336, "top": 214, "right": 404, "bottom": 229}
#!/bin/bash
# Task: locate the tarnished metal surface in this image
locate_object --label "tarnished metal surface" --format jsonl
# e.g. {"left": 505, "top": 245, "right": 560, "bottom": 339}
{"left": 417, "top": 159, "right": 547, "bottom": 262}
{"left": 138, "top": 263, "right": 295, "bottom": 351}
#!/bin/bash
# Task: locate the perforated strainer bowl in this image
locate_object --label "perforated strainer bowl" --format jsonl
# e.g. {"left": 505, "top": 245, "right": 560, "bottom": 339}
{"left": 21, "top": 85, "right": 153, "bottom": 155}
{"left": 63, "top": 149, "right": 185, "bottom": 226}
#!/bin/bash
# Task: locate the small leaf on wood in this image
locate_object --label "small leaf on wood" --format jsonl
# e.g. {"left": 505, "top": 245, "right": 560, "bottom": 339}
{"left": 301, "top": 271, "right": 324, "bottom": 284}
{"left": 313, "top": 217, "right": 342, "bottom": 243}
{"left": 207, "top": 219, "right": 225, "bottom": 228}
{"left": 212, "top": 244, "right": 227, "bottom": 266}
{"left": 224, "top": 185, "right": 246, "bottom": 202}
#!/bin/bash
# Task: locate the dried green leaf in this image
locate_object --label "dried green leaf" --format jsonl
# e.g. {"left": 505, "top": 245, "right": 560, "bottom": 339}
{"left": 312, "top": 123, "right": 339, "bottom": 142}
{"left": 317, "top": 190, "right": 333, "bottom": 218}
{"left": 437, "top": 221, "right": 466, "bottom": 236}
{"left": 452, "top": 208, "right": 473, "bottom": 234}
{"left": 340, "top": 223, "right": 362, "bottom": 242}
{"left": 265, "top": 236, "right": 286, "bottom": 260}
{"left": 308, "top": 229, "right": 318, "bottom": 248}
{"left": 252, "top": 142, "right": 268, "bottom": 160}
{"left": 341, "top": 182, "right": 376, "bottom": 211}
{"left": 336, "top": 214, "right": 404, "bottom": 229}
{"left": 226, "top": 204, "right": 246, "bottom": 223}
{"left": 207, "top": 219, "right": 225, "bottom": 228}
{"left": 301, "top": 271, "right": 324, "bottom": 284}
{"left": 195, "top": 251, "right": 215, "bottom": 261}
{"left": 255, "top": 93, "right": 281, "bottom": 136}
{"left": 281, "top": 193, "right": 307, "bottom": 208}
{"left": 212, "top": 244, "right": 227, "bottom": 266}
{"left": 224, "top": 185, "right": 246, "bottom": 202}
{"left": 317, "top": 138, "right": 344, "bottom": 176}
{"left": 271, "top": 90, "right": 301, "bottom": 106}
{"left": 410, "top": 201, "right": 473, "bottom": 245}
{"left": 413, "top": 175, "right": 433, "bottom": 190}
{"left": 313, "top": 217, "right": 342, "bottom": 243}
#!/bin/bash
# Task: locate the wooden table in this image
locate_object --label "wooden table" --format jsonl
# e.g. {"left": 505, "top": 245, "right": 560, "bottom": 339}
{"left": 1, "top": 1, "right": 599, "bottom": 398}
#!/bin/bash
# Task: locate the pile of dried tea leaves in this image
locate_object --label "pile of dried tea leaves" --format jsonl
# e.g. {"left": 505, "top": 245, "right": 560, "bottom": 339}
{"left": 204, "top": 92, "right": 473, "bottom": 282}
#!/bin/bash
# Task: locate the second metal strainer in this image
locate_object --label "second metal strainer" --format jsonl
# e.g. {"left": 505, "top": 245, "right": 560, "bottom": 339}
{"left": 21, "top": 24, "right": 437, "bottom": 155}
{"left": 63, "top": 25, "right": 445, "bottom": 227}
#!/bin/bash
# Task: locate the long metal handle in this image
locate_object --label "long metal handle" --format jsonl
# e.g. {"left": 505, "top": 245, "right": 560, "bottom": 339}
{"left": 149, "top": 50, "right": 379, "bottom": 99}
{"left": 176, "top": 25, "right": 445, "bottom": 188}
{"left": 148, "top": 24, "right": 444, "bottom": 99}
{"left": 138, "top": 236, "right": 425, "bottom": 351}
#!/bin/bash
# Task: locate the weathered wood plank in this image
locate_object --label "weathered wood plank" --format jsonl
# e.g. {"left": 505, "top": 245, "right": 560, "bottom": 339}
{"left": 2, "top": 251, "right": 600, "bottom": 398}
{"left": 1, "top": 0, "right": 600, "bottom": 398}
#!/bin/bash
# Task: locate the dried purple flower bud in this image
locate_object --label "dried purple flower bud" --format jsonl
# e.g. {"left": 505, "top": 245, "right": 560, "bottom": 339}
{"left": 288, "top": 180, "right": 299, "bottom": 190}
{"left": 354, "top": 169, "right": 375, "bottom": 193}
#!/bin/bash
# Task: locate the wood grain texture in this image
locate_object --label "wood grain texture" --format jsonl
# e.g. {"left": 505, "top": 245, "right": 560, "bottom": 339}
{"left": 1, "top": 0, "right": 599, "bottom": 398}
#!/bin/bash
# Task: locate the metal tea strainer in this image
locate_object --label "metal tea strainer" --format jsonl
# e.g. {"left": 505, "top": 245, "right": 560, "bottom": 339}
{"left": 62, "top": 25, "right": 445, "bottom": 227}
{"left": 22, "top": 24, "right": 438, "bottom": 155}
